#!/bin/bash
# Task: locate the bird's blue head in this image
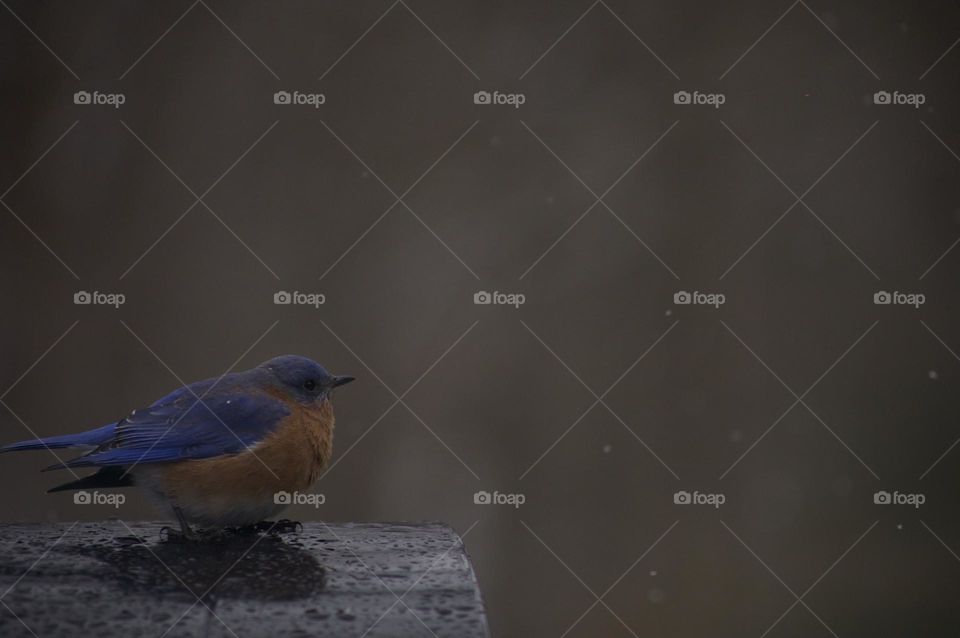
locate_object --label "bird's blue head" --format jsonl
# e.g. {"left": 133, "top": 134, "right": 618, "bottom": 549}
{"left": 258, "top": 355, "right": 354, "bottom": 405}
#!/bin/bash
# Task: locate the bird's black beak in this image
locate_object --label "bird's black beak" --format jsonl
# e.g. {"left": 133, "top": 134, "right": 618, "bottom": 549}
{"left": 331, "top": 375, "right": 355, "bottom": 388}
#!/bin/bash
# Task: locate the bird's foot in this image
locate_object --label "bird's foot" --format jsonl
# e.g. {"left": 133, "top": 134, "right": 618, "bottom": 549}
{"left": 160, "top": 525, "right": 189, "bottom": 543}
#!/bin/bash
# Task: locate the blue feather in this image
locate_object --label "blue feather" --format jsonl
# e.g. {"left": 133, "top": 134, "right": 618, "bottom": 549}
{"left": 1, "top": 423, "right": 116, "bottom": 452}
{"left": 47, "top": 390, "right": 290, "bottom": 470}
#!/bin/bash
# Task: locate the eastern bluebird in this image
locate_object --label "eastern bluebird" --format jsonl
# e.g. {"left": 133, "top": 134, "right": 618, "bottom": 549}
{"left": 1, "top": 355, "right": 354, "bottom": 540}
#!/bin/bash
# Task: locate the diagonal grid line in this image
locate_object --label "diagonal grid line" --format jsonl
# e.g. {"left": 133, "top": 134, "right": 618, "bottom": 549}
{"left": 721, "top": 321, "right": 880, "bottom": 479}
{"left": 1, "top": 121, "right": 81, "bottom": 279}
{"left": 398, "top": 0, "right": 479, "bottom": 80}
{"left": 519, "top": 0, "right": 677, "bottom": 80}
{"left": 0, "top": 521, "right": 78, "bottom": 600}
{"left": 922, "top": 520, "right": 960, "bottom": 562}
{"left": 520, "top": 0, "right": 599, "bottom": 79}
{"left": 719, "top": 0, "right": 800, "bottom": 80}
{"left": 318, "top": 120, "right": 480, "bottom": 280}
{"left": 115, "top": 520, "right": 242, "bottom": 638}
{"left": 719, "top": 0, "right": 877, "bottom": 80}
{"left": 797, "top": 0, "right": 878, "bottom": 79}
{"left": 598, "top": 0, "right": 678, "bottom": 79}
{"left": 317, "top": 0, "right": 477, "bottom": 81}
{"left": 719, "top": 320, "right": 879, "bottom": 480}
{"left": 0, "top": 0, "right": 79, "bottom": 79}
{"left": 0, "top": 401, "right": 82, "bottom": 480}
{"left": 918, "top": 121, "right": 960, "bottom": 280}
{"left": 719, "top": 120, "right": 879, "bottom": 280}
{"left": 118, "top": 0, "right": 200, "bottom": 79}
{"left": 519, "top": 120, "right": 680, "bottom": 280}
{"left": 156, "top": 521, "right": 280, "bottom": 638}
{"left": 118, "top": 120, "right": 280, "bottom": 280}
{"left": 0, "top": 599, "right": 39, "bottom": 638}
{"left": 723, "top": 519, "right": 877, "bottom": 638}
{"left": 919, "top": 36, "right": 960, "bottom": 80}
{"left": 354, "top": 519, "right": 480, "bottom": 637}
{"left": 918, "top": 321, "right": 960, "bottom": 479}
{"left": 0, "top": 201, "right": 81, "bottom": 280}
{"left": 522, "top": 519, "right": 654, "bottom": 638}
{"left": 1, "top": 321, "right": 78, "bottom": 401}
{"left": 559, "top": 519, "right": 679, "bottom": 638}
{"left": 2, "top": 121, "right": 79, "bottom": 200}
{"left": 319, "top": 320, "right": 481, "bottom": 479}
{"left": 519, "top": 320, "right": 680, "bottom": 480}
{"left": 118, "top": 0, "right": 277, "bottom": 80}
{"left": 0, "top": 321, "right": 82, "bottom": 478}
{"left": 198, "top": 0, "right": 279, "bottom": 79}
{"left": 319, "top": 0, "right": 401, "bottom": 80}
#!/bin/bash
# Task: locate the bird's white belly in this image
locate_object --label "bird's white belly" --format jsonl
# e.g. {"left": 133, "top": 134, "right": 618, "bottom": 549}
{"left": 134, "top": 466, "right": 290, "bottom": 527}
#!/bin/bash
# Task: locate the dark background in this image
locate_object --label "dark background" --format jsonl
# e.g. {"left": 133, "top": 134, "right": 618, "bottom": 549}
{"left": 2, "top": 1, "right": 960, "bottom": 636}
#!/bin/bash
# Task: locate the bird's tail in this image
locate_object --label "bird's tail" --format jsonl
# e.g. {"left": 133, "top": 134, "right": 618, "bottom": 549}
{"left": 47, "top": 466, "right": 132, "bottom": 493}
{"left": 1, "top": 423, "right": 116, "bottom": 453}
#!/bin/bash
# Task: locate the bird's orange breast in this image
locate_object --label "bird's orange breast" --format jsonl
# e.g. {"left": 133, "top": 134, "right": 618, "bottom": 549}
{"left": 154, "top": 398, "right": 335, "bottom": 508}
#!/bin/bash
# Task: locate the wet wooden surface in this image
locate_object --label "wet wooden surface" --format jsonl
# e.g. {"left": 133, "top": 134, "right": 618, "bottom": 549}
{"left": 0, "top": 521, "right": 488, "bottom": 637}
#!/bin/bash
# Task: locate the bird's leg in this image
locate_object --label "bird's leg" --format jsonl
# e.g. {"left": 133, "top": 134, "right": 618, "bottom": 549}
{"left": 174, "top": 506, "right": 195, "bottom": 538}
{"left": 269, "top": 519, "right": 303, "bottom": 534}
{"left": 162, "top": 506, "right": 201, "bottom": 543}
{"left": 176, "top": 507, "right": 233, "bottom": 542}
{"left": 160, "top": 505, "right": 223, "bottom": 543}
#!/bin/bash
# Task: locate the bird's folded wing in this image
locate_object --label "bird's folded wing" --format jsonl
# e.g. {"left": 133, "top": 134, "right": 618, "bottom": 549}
{"left": 48, "top": 392, "right": 290, "bottom": 469}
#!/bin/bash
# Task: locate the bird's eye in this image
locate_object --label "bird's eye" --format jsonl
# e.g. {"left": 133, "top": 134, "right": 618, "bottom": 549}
{"left": 303, "top": 379, "right": 317, "bottom": 392}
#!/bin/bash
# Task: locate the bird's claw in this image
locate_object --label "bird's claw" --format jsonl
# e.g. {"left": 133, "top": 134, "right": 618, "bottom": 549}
{"left": 159, "top": 519, "right": 301, "bottom": 543}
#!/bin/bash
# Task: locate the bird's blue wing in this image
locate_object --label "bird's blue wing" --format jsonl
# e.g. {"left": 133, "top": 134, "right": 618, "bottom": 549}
{"left": 50, "top": 391, "right": 290, "bottom": 469}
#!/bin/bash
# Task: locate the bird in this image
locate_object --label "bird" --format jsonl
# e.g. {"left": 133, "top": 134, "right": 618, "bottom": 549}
{"left": 1, "top": 355, "right": 354, "bottom": 541}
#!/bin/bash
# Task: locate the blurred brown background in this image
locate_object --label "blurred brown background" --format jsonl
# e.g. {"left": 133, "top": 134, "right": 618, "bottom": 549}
{"left": 2, "top": 1, "right": 960, "bottom": 636}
